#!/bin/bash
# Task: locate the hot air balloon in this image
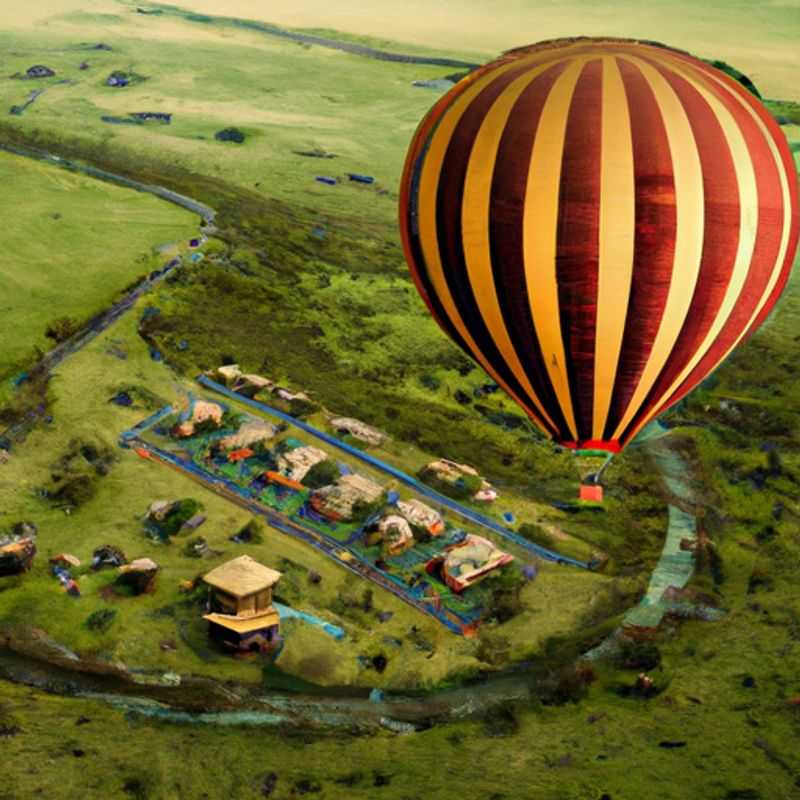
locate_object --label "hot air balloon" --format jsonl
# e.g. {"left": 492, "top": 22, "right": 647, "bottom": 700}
{"left": 399, "top": 37, "right": 799, "bottom": 455}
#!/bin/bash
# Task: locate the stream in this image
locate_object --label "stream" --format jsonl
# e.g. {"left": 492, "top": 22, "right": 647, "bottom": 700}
{"left": 0, "top": 142, "right": 699, "bottom": 731}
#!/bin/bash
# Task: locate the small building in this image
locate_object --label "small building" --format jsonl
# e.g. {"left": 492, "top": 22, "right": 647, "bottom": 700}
{"left": 397, "top": 498, "right": 444, "bottom": 535}
{"left": 213, "top": 363, "right": 243, "bottom": 385}
{"left": 232, "top": 373, "right": 275, "bottom": 398}
{"left": 329, "top": 416, "right": 385, "bottom": 446}
{"left": 49, "top": 553, "right": 80, "bottom": 570}
{"left": 117, "top": 558, "right": 159, "bottom": 594}
{"left": 275, "top": 387, "right": 311, "bottom": 403}
{"left": 147, "top": 499, "right": 175, "bottom": 521}
{"left": 428, "top": 535, "right": 513, "bottom": 593}
{"left": 202, "top": 555, "right": 282, "bottom": 653}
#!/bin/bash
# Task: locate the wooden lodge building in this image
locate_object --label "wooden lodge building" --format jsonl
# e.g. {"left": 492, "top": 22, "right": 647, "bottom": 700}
{"left": 202, "top": 555, "right": 282, "bottom": 653}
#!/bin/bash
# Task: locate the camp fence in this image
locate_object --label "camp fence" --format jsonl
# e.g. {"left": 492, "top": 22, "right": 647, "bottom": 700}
{"left": 196, "top": 376, "right": 592, "bottom": 570}
{"left": 121, "top": 434, "right": 471, "bottom": 635}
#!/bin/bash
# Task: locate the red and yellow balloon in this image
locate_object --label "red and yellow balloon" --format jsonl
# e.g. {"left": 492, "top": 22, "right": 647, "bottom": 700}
{"left": 399, "top": 38, "right": 799, "bottom": 452}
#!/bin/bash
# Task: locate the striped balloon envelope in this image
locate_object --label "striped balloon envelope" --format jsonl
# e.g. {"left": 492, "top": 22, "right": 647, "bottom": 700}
{"left": 399, "top": 37, "right": 799, "bottom": 452}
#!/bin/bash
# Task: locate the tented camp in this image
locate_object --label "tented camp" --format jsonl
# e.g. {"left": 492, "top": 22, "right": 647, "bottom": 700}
{"left": 428, "top": 535, "right": 514, "bottom": 593}
{"left": 174, "top": 400, "right": 223, "bottom": 438}
{"left": 310, "top": 473, "right": 384, "bottom": 521}
{"left": 202, "top": 555, "right": 282, "bottom": 653}
{"left": 397, "top": 498, "right": 444, "bottom": 536}
{"left": 277, "top": 445, "right": 328, "bottom": 482}
{"left": 329, "top": 416, "right": 385, "bottom": 446}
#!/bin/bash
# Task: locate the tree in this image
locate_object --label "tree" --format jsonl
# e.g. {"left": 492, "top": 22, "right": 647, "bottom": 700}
{"left": 45, "top": 315, "right": 79, "bottom": 343}
{"left": 485, "top": 564, "right": 526, "bottom": 623}
{"left": 301, "top": 459, "right": 340, "bottom": 489}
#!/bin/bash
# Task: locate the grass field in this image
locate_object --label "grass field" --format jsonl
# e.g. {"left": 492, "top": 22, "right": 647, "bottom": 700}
{"left": 0, "top": 150, "right": 196, "bottom": 380}
{"left": 1, "top": 2, "right": 799, "bottom": 798}
{"left": 0, "top": 7, "right": 449, "bottom": 230}
{"left": 0, "top": 292, "right": 611, "bottom": 689}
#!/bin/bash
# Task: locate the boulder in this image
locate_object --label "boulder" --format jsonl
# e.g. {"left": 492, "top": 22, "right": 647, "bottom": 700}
{"left": 91, "top": 544, "right": 127, "bottom": 570}
{"left": 215, "top": 128, "right": 246, "bottom": 144}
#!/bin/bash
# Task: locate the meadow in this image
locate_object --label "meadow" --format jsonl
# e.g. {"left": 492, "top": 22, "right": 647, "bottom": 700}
{"left": 0, "top": 1, "right": 799, "bottom": 798}
{"left": 0, "top": 150, "right": 196, "bottom": 382}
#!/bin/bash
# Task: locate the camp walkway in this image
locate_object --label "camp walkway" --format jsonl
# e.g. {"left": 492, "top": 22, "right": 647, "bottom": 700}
{"left": 197, "top": 375, "right": 593, "bottom": 571}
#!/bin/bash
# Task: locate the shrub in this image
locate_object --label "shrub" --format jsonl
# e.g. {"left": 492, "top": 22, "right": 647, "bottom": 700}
{"left": 476, "top": 632, "right": 512, "bottom": 667}
{"left": 301, "top": 459, "right": 340, "bottom": 489}
{"left": 50, "top": 474, "right": 96, "bottom": 508}
{"left": 484, "top": 564, "right": 527, "bottom": 623}
{"left": 182, "top": 536, "right": 208, "bottom": 558}
{"left": 45, "top": 315, "right": 80, "bottom": 343}
{"left": 539, "top": 664, "right": 596, "bottom": 705}
{"left": 233, "top": 518, "right": 264, "bottom": 544}
{"left": 86, "top": 608, "right": 117, "bottom": 632}
{"left": 350, "top": 494, "right": 386, "bottom": 523}
{"left": 0, "top": 706, "right": 21, "bottom": 737}
{"left": 482, "top": 702, "right": 519, "bottom": 737}
{"left": 288, "top": 397, "right": 319, "bottom": 419}
{"left": 518, "top": 522, "right": 555, "bottom": 550}
{"left": 417, "top": 468, "right": 482, "bottom": 501}
{"left": 616, "top": 639, "right": 662, "bottom": 671}
{"left": 150, "top": 498, "right": 202, "bottom": 538}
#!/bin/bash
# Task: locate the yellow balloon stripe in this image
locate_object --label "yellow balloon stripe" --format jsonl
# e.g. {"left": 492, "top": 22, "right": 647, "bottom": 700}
{"left": 635, "top": 58, "right": 757, "bottom": 420}
{"left": 461, "top": 62, "right": 563, "bottom": 432}
{"left": 416, "top": 51, "right": 564, "bottom": 434}
{"left": 624, "top": 58, "right": 794, "bottom": 444}
{"left": 592, "top": 55, "right": 636, "bottom": 439}
{"left": 610, "top": 55, "right": 705, "bottom": 441}
{"left": 522, "top": 57, "right": 589, "bottom": 441}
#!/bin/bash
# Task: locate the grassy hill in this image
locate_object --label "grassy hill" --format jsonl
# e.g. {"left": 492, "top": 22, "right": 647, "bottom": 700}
{"left": 0, "top": 2, "right": 799, "bottom": 799}
{"left": 0, "top": 150, "right": 196, "bottom": 384}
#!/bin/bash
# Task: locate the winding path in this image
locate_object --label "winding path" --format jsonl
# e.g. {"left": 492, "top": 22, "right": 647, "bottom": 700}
{"left": 143, "top": 4, "right": 480, "bottom": 69}
{"left": 0, "top": 142, "right": 214, "bottom": 447}
{"left": 0, "top": 140, "right": 706, "bottom": 728}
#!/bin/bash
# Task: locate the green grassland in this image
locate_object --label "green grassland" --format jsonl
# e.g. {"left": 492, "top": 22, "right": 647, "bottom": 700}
{"left": 0, "top": 302, "right": 612, "bottom": 690}
{"left": 2, "top": 589, "right": 800, "bottom": 800}
{"left": 0, "top": 150, "right": 196, "bottom": 382}
{"left": 0, "top": 1, "right": 799, "bottom": 798}
{"left": 0, "top": 8, "right": 449, "bottom": 230}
